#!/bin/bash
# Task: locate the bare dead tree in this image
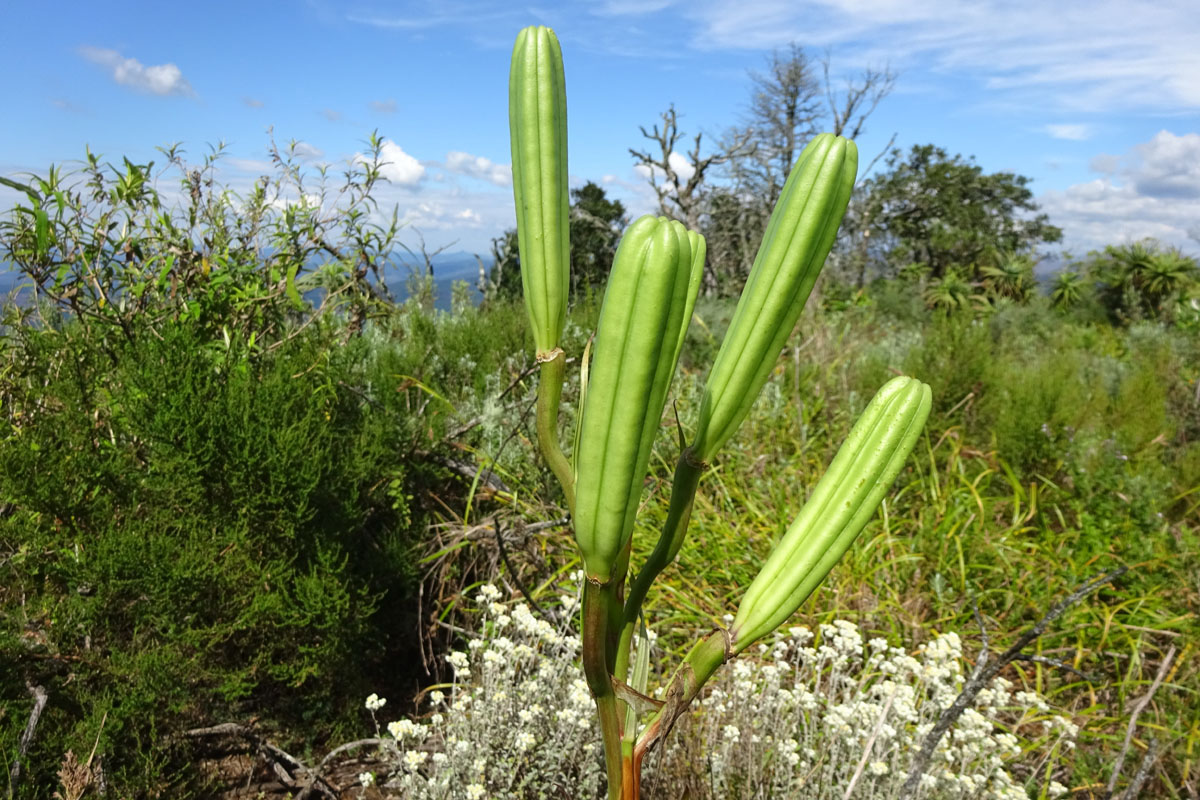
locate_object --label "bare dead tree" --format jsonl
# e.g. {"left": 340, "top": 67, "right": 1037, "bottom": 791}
{"left": 628, "top": 105, "right": 753, "bottom": 232}
{"left": 821, "top": 53, "right": 897, "bottom": 140}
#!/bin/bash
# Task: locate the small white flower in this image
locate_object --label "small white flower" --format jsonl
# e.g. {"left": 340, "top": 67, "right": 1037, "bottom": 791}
{"left": 515, "top": 731, "right": 537, "bottom": 751}
{"left": 1048, "top": 781, "right": 1069, "bottom": 798}
{"left": 868, "top": 761, "right": 889, "bottom": 776}
{"left": 429, "top": 690, "right": 445, "bottom": 705}
{"left": 358, "top": 771, "right": 375, "bottom": 787}
{"left": 364, "top": 693, "right": 386, "bottom": 711}
{"left": 403, "top": 750, "right": 428, "bottom": 771}
{"left": 466, "top": 783, "right": 486, "bottom": 800}
{"left": 477, "top": 583, "right": 502, "bottom": 602}
{"left": 722, "top": 724, "right": 740, "bottom": 743}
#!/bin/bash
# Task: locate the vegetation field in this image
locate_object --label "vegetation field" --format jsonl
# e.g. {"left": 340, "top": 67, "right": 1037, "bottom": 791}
{"left": 1, "top": 119, "right": 1197, "bottom": 798}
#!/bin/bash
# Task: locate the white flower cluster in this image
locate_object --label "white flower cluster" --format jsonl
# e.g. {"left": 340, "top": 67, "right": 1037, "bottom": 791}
{"left": 357, "top": 584, "right": 1073, "bottom": 799}
{"left": 364, "top": 580, "right": 603, "bottom": 798}
{"left": 661, "top": 621, "right": 1075, "bottom": 799}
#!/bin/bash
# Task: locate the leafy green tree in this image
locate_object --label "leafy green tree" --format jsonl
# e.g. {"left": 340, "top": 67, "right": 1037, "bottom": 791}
{"left": 487, "top": 182, "right": 627, "bottom": 302}
{"left": 1049, "top": 269, "right": 1086, "bottom": 310}
{"left": 569, "top": 181, "right": 627, "bottom": 294}
{"left": 1087, "top": 239, "right": 1198, "bottom": 322}
{"left": 850, "top": 145, "right": 1061, "bottom": 283}
{"left": 924, "top": 269, "right": 980, "bottom": 313}
{"left": 979, "top": 251, "right": 1036, "bottom": 302}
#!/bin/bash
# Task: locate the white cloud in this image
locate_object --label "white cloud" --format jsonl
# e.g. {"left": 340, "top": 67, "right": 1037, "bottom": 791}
{"left": 79, "top": 47, "right": 192, "bottom": 96}
{"left": 444, "top": 151, "right": 511, "bottom": 186}
{"left": 685, "top": 0, "right": 1200, "bottom": 113}
{"left": 321, "top": 108, "right": 342, "bottom": 122}
{"left": 667, "top": 151, "right": 696, "bottom": 182}
{"left": 1039, "top": 130, "right": 1200, "bottom": 253}
{"left": 370, "top": 99, "right": 398, "bottom": 113}
{"left": 243, "top": 97, "right": 264, "bottom": 109}
{"left": 291, "top": 141, "right": 324, "bottom": 160}
{"left": 362, "top": 141, "right": 425, "bottom": 186}
{"left": 1044, "top": 124, "right": 1091, "bottom": 141}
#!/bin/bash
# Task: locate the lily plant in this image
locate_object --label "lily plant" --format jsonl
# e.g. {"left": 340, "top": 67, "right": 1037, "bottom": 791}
{"left": 508, "top": 26, "right": 931, "bottom": 799}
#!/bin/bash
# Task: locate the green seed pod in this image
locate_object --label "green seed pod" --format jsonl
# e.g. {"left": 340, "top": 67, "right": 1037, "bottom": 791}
{"left": 692, "top": 133, "right": 858, "bottom": 461}
{"left": 730, "top": 376, "right": 931, "bottom": 651}
{"left": 509, "top": 25, "right": 569, "bottom": 355}
{"left": 574, "top": 216, "right": 704, "bottom": 583}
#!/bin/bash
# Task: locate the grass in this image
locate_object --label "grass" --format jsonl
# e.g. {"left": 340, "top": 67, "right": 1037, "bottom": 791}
{"left": 464, "top": 290, "right": 1200, "bottom": 797}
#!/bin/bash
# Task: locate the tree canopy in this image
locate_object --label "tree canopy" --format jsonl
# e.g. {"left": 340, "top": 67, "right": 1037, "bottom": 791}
{"left": 848, "top": 144, "right": 1062, "bottom": 282}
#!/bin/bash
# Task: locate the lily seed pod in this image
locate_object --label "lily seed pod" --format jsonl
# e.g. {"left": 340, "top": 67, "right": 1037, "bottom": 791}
{"left": 730, "top": 376, "right": 931, "bottom": 651}
{"left": 574, "top": 216, "right": 705, "bottom": 583}
{"left": 692, "top": 133, "right": 857, "bottom": 461}
{"left": 509, "top": 25, "right": 569, "bottom": 356}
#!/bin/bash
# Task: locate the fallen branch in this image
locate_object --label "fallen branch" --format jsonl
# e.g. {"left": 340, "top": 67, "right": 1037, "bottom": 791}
{"left": 1106, "top": 645, "right": 1176, "bottom": 799}
{"left": 184, "top": 722, "right": 338, "bottom": 798}
{"left": 898, "top": 567, "right": 1127, "bottom": 799}
{"left": 7, "top": 683, "right": 48, "bottom": 800}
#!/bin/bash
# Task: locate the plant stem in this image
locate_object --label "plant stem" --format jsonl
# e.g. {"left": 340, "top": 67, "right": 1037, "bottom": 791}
{"left": 613, "top": 449, "right": 704, "bottom": 680}
{"left": 582, "top": 579, "right": 624, "bottom": 799}
{"left": 635, "top": 629, "right": 728, "bottom": 760}
{"left": 535, "top": 349, "right": 574, "bottom": 513}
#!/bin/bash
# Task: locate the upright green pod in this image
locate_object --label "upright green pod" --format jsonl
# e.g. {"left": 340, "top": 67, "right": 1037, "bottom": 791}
{"left": 730, "top": 376, "right": 931, "bottom": 651}
{"left": 509, "top": 25, "right": 569, "bottom": 355}
{"left": 574, "top": 216, "right": 704, "bottom": 583}
{"left": 692, "top": 134, "right": 857, "bottom": 461}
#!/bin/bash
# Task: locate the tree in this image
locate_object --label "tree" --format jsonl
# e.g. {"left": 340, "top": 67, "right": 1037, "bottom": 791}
{"left": 851, "top": 145, "right": 1062, "bottom": 283}
{"left": 1086, "top": 239, "right": 1198, "bottom": 323}
{"left": 632, "top": 46, "right": 895, "bottom": 296}
{"left": 569, "top": 181, "right": 627, "bottom": 294}
{"left": 486, "top": 182, "right": 627, "bottom": 302}
{"left": 628, "top": 104, "right": 752, "bottom": 232}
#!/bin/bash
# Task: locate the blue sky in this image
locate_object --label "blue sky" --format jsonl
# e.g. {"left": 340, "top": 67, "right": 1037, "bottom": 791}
{"left": 3, "top": 0, "right": 1199, "bottom": 260}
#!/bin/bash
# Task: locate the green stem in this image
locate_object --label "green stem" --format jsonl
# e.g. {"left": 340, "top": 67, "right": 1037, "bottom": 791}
{"left": 583, "top": 579, "right": 624, "bottom": 799}
{"left": 613, "top": 449, "right": 704, "bottom": 680}
{"left": 635, "top": 629, "right": 728, "bottom": 758}
{"left": 535, "top": 350, "right": 574, "bottom": 513}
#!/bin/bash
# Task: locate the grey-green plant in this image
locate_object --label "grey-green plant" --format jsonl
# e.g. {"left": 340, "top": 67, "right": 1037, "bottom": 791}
{"left": 509, "top": 26, "right": 931, "bottom": 798}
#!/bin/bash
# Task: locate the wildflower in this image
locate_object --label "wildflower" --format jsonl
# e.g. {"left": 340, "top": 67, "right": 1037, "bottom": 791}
{"left": 403, "top": 750, "right": 429, "bottom": 771}
{"left": 465, "top": 783, "right": 487, "bottom": 800}
{"left": 722, "top": 724, "right": 741, "bottom": 743}
{"left": 364, "top": 693, "right": 386, "bottom": 711}
{"left": 358, "top": 771, "right": 375, "bottom": 787}
{"left": 868, "top": 761, "right": 889, "bottom": 776}
{"left": 515, "top": 731, "right": 537, "bottom": 751}
{"left": 1049, "top": 781, "right": 1069, "bottom": 798}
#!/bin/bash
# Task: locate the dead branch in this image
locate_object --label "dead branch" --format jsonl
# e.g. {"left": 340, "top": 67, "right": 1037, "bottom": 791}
{"left": 1106, "top": 645, "right": 1176, "bottom": 799}
{"left": 898, "top": 566, "right": 1127, "bottom": 799}
{"left": 8, "top": 683, "right": 49, "bottom": 800}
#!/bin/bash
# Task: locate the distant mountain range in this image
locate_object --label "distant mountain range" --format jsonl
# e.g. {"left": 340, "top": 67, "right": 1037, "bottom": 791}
{"left": 0, "top": 250, "right": 494, "bottom": 312}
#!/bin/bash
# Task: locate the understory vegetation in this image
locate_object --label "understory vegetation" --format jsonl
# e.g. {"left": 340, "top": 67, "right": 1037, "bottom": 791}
{"left": 0, "top": 142, "right": 1197, "bottom": 798}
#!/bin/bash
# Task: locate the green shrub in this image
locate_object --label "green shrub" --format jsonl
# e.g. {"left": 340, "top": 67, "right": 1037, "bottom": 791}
{"left": 0, "top": 319, "right": 450, "bottom": 795}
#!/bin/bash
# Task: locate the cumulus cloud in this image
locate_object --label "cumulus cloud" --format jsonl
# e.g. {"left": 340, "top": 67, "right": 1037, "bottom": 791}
{"left": 370, "top": 99, "right": 398, "bottom": 113}
{"left": 360, "top": 141, "right": 425, "bottom": 186}
{"left": 444, "top": 151, "right": 511, "bottom": 186}
{"left": 1044, "top": 124, "right": 1091, "bottom": 141}
{"left": 1039, "top": 130, "right": 1200, "bottom": 252}
{"left": 80, "top": 47, "right": 192, "bottom": 96}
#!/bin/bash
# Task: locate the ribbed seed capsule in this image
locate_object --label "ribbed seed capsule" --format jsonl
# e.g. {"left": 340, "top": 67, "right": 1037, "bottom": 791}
{"left": 574, "top": 216, "right": 705, "bottom": 583}
{"left": 509, "top": 25, "right": 569, "bottom": 355}
{"left": 693, "top": 133, "right": 858, "bottom": 461}
{"left": 730, "top": 376, "right": 931, "bottom": 651}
